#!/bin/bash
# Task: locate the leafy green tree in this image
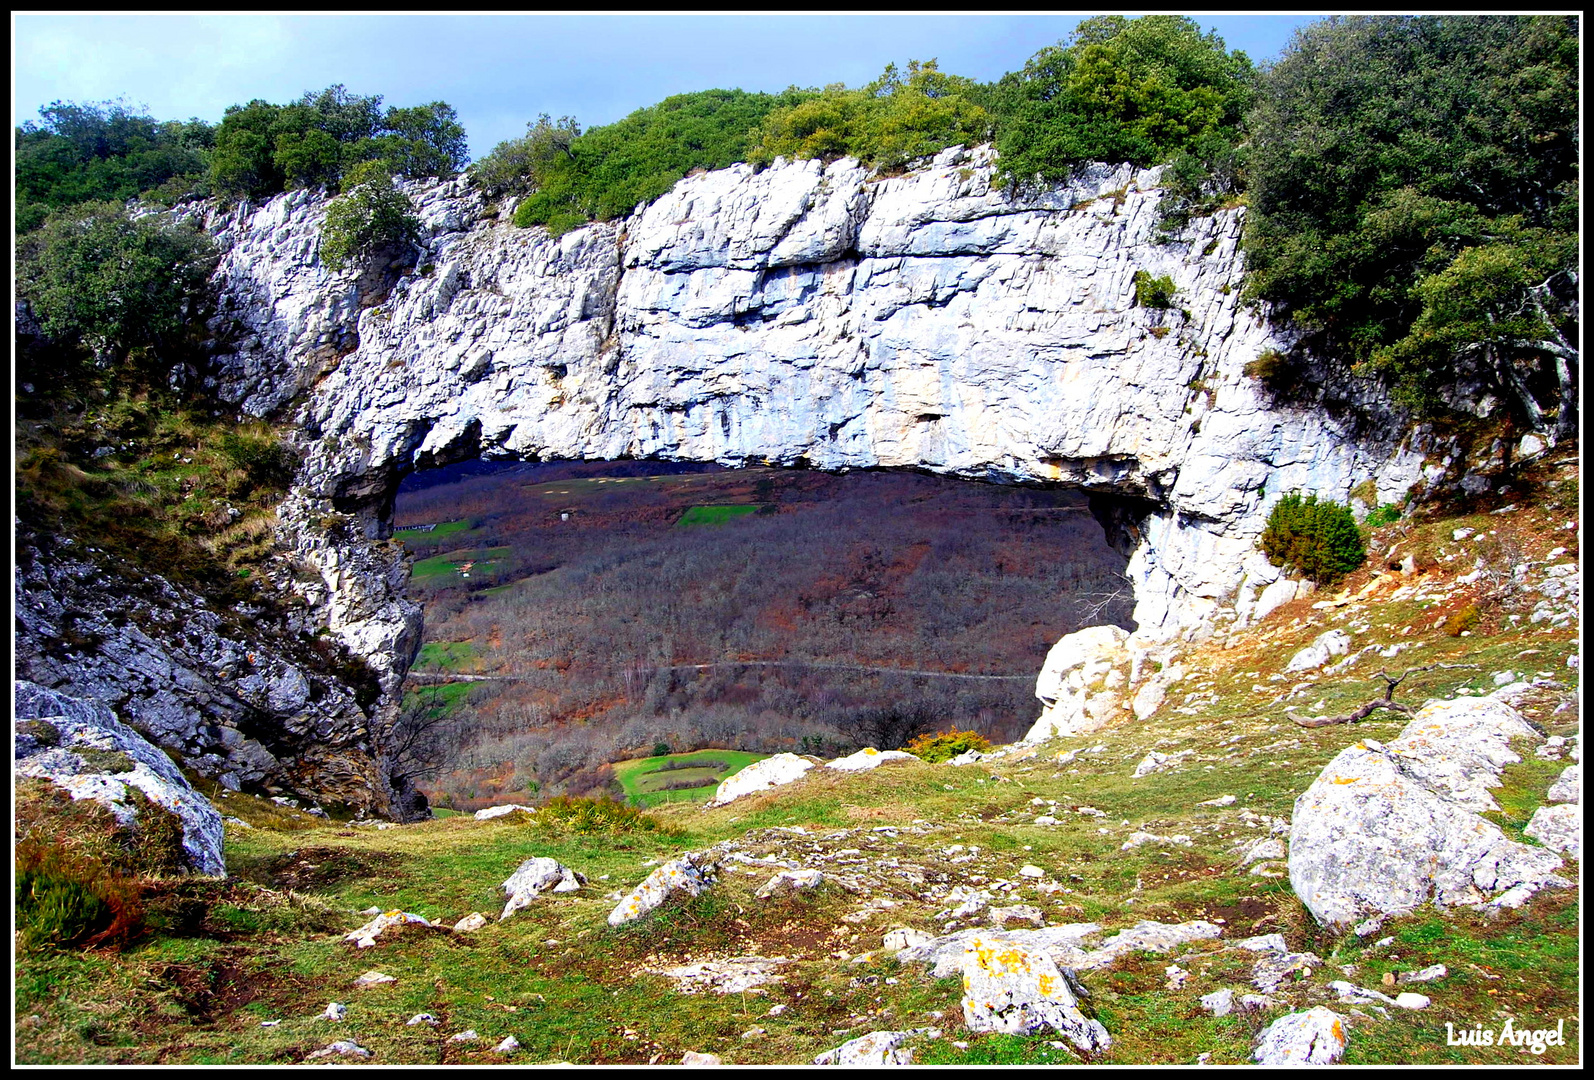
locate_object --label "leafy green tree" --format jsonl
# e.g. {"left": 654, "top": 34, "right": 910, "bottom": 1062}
{"left": 318, "top": 160, "right": 421, "bottom": 271}
{"left": 748, "top": 60, "right": 991, "bottom": 172}
{"left": 1241, "top": 15, "right": 1578, "bottom": 432}
{"left": 473, "top": 113, "right": 580, "bottom": 195}
{"left": 18, "top": 202, "right": 216, "bottom": 361}
{"left": 376, "top": 102, "right": 469, "bottom": 179}
{"left": 993, "top": 16, "right": 1253, "bottom": 189}
{"left": 209, "top": 99, "right": 286, "bottom": 201}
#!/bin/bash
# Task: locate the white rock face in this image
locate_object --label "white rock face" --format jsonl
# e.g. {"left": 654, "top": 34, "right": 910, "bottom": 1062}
{"left": 1546, "top": 762, "right": 1579, "bottom": 803}
{"left": 475, "top": 803, "right": 536, "bottom": 820}
{"left": 1524, "top": 804, "right": 1581, "bottom": 859}
{"left": 960, "top": 936, "right": 1110, "bottom": 1051}
{"left": 15, "top": 681, "right": 226, "bottom": 876}
{"left": 200, "top": 153, "right": 1432, "bottom": 719}
{"left": 608, "top": 851, "right": 718, "bottom": 926}
{"left": 708, "top": 753, "right": 817, "bottom": 806}
{"left": 501, "top": 856, "right": 586, "bottom": 919}
{"left": 1025, "top": 626, "right": 1131, "bottom": 741}
{"left": 1253, "top": 1007, "right": 1348, "bottom": 1065}
{"left": 1285, "top": 629, "right": 1353, "bottom": 672}
{"left": 826, "top": 747, "right": 919, "bottom": 771}
{"left": 1289, "top": 691, "right": 1567, "bottom": 926}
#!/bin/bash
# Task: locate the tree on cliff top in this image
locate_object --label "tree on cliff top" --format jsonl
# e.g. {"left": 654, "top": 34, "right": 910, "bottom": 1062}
{"left": 317, "top": 159, "right": 422, "bottom": 272}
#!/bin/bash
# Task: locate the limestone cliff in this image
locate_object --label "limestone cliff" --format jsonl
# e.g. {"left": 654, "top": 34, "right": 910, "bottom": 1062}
{"left": 200, "top": 148, "right": 1446, "bottom": 687}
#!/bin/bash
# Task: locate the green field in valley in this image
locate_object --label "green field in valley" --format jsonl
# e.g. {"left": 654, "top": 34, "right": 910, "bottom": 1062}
{"left": 612, "top": 749, "right": 768, "bottom": 808}
{"left": 394, "top": 518, "right": 475, "bottom": 543}
{"left": 675, "top": 505, "right": 760, "bottom": 527}
{"left": 415, "top": 641, "right": 478, "bottom": 671}
{"left": 411, "top": 547, "right": 513, "bottom": 579}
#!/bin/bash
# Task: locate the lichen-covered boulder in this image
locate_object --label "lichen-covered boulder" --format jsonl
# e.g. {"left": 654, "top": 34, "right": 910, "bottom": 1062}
{"left": 825, "top": 747, "right": 918, "bottom": 771}
{"left": 608, "top": 851, "right": 718, "bottom": 926}
{"left": 16, "top": 680, "right": 225, "bottom": 876}
{"left": 1253, "top": 1007, "right": 1348, "bottom": 1065}
{"left": 1285, "top": 629, "right": 1352, "bottom": 673}
{"left": 1524, "top": 804, "right": 1580, "bottom": 859}
{"left": 960, "top": 936, "right": 1110, "bottom": 1052}
{"left": 1289, "top": 691, "right": 1566, "bottom": 926}
{"left": 707, "top": 754, "right": 817, "bottom": 806}
{"left": 813, "top": 1029, "right": 926, "bottom": 1065}
{"left": 501, "top": 856, "right": 586, "bottom": 918}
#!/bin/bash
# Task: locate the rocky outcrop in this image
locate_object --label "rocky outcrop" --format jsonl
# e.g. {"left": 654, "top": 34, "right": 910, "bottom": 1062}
{"left": 1289, "top": 690, "right": 1568, "bottom": 926}
{"left": 708, "top": 753, "right": 819, "bottom": 806}
{"left": 16, "top": 681, "right": 225, "bottom": 876}
{"left": 1023, "top": 625, "right": 1185, "bottom": 743}
{"left": 192, "top": 148, "right": 1441, "bottom": 727}
{"left": 15, "top": 530, "right": 407, "bottom": 818}
{"left": 608, "top": 851, "right": 719, "bottom": 926}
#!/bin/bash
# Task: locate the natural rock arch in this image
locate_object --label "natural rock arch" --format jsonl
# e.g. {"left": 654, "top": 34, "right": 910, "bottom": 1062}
{"left": 203, "top": 149, "right": 1435, "bottom": 814}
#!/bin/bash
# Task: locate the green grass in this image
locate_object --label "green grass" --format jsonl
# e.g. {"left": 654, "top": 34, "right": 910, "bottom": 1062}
{"left": 402, "top": 681, "right": 474, "bottom": 719}
{"left": 613, "top": 750, "right": 768, "bottom": 808}
{"left": 415, "top": 640, "right": 478, "bottom": 671}
{"left": 675, "top": 505, "right": 760, "bottom": 527}
{"left": 393, "top": 518, "right": 473, "bottom": 543}
{"left": 411, "top": 547, "right": 513, "bottom": 580}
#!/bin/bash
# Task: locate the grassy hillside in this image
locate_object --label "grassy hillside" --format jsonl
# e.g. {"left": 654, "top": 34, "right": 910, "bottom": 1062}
{"left": 14, "top": 448, "right": 1579, "bottom": 1065}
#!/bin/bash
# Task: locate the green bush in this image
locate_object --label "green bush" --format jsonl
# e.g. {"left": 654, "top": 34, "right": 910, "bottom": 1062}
{"left": 534, "top": 795, "right": 661, "bottom": 834}
{"left": 318, "top": 160, "right": 421, "bottom": 271}
{"left": 1132, "top": 270, "right": 1178, "bottom": 309}
{"left": 1364, "top": 503, "right": 1403, "bottom": 527}
{"left": 905, "top": 728, "right": 991, "bottom": 764}
{"left": 1444, "top": 603, "right": 1482, "bottom": 637}
{"left": 1259, "top": 492, "right": 1367, "bottom": 585}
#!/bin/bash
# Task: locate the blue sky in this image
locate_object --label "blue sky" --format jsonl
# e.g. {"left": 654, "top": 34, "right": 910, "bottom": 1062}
{"left": 14, "top": 13, "right": 1320, "bottom": 161}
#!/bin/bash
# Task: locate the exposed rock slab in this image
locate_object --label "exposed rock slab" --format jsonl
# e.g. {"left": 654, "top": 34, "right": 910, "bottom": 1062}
{"left": 16, "top": 681, "right": 225, "bottom": 876}
{"left": 1289, "top": 691, "right": 1568, "bottom": 926}
{"left": 813, "top": 1029, "right": 927, "bottom": 1065}
{"left": 708, "top": 754, "right": 818, "bottom": 806}
{"left": 826, "top": 748, "right": 918, "bottom": 771}
{"left": 1253, "top": 1007, "right": 1348, "bottom": 1065}
{"left": 960, "top": 936, "right": 1110, "bottom": 1051}
{"left": 1524, "top": 804, "right": 1580, "bottom": 859}
{"left": 654, "top": 956, "right": 788, "bottom": 995}
{"left": 608, "top": 851, "right": 718, "bottom": 926}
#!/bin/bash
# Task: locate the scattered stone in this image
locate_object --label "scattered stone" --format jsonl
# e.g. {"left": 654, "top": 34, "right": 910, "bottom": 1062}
{"left": 1033, "top": 815, "right": 1061, "bottom": 826}
{"left": 1253, "top": 1007, "right": 1347, "bottom": 1065}
{"left": 1241, "top": 837, "right": 1286, "bottom": 865}
{"left": 1200, "top": 988, "right": 1234, "bottom": 1017}
{"left": 960, "top": 937, "right": 1110, "bottom": 1052}
{"left": 1398, "top": 964, "right": 1447, "bottom": 985}
{"left": 407, "top": 1013, "right": 440, "bottom": 1026}
{"left": 608, "top": 851, "right": 717, "bottom": 926}
{"left": 1328, "top": 980, "right": 1395, "bottom": 1005}
{"left": 1237, "top": 934, "right": 1323, "bottom": 993}
{"left": 1018, "top": 865, "right": 1045, "bottom": 878}
{"left": 755, "top": 868, "right": 824, "bottom": 899}
{"left": 448, "top": 1030, "right": 478, "bottom": 1043}
{"left": 990, "top": 905, "right": 1046, "bottom": 929}
{"left": 345, "top": 909, "right": 433, "bottom": 948}
{"left": 813, "top": 1029, "right": 923, "bottom": 1065}
{"left": 740, "top": 1027, "right": 766, "bottom": 1040}
{"left": 1165, "top": 964, "right": 1189, "bottom": 990}
{"left": 1240, "top": 994, "right": 1278, "bottom": 1010}
{"left": 767, "top": 1003, "right": 788, "bottom": 1016}
{"left": 1289, "top": 692, "right": 1568, "bottom": 925}
{"left": 352, "top": 970, "right": 396, "bottom": 987}
{"left": 1285, "top": 630, "right": 1352, "bottom": 673}
{"left": 898, "top": 923, "right": 1104, "bottom": 978}
{"left": 322, "top": 1002, "right": 346, "bottom": 1021}
{"left": 501, "top": 857, "right": 586, "bottom": 918}
{"left": 474, "top": 803, "right": 535, "bottom": 820}
{"left": 1523, "top": 804, "right": 1580, "bottom": 859}
{"left": 681, "top": 1051, "right": 722, "bottom": 1066}
{"left": 495, "top": 1035, "right": 520, "bottom": 1054}
{"left": 453, "top": 912, "right": 490, "bottom": 932}
{"left": 826, "top": 748, "right": 918, "bottom": 771}
{"left": 1121, "top": 831, "right": 1193, "bottom": 850}
{"left": 1394, "top": 992, "right": 1430, "bottom": 1010}
{"left": 708, "top": 753, "right": 817, "bottom": 806}
{"left": 307, "top": 1040, "right": 370, "bottom": 1059}
{"left": 655, "top": 956, "right": 788, "bottom": 994}
{"left": 1076, "top": 920, "right": 1222, "bottom": 971}
{"left": 1132, "top": 749, "right": 1193, "bottom": 778}
{"left": 883, "top": 927, "right": 935, "bottom": 952}
{"left": 1198, "top": 794, "right": 1236, "bottom": 807}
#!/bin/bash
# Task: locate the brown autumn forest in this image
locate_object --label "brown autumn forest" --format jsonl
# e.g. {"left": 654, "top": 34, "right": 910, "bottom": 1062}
{"left": 391, "top": 460, "right": 1134, "bottom": 809}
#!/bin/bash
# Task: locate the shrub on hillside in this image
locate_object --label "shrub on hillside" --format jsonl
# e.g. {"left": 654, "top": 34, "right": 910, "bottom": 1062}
{"left": 15, "top": 837, "right": 147, "bottom": 950}
{"left": 1132, "top": 270, "right": 1178, "bottom": 309}
{"left": 318, "top": 160, "right": 420, "bottom": 271}
{"left": 534, "top": 795, "right": 661, "bottom": 834}
{"left": 1259, "top": 492, "right": 1367, "bottom": 585}
{"left": 906, "top": 728, "right": 991, "bottom": 763}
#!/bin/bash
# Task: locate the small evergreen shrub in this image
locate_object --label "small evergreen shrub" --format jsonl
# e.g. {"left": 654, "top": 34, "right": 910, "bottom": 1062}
{"left": 906, "top": 728, "right": 991, "bottom": 764}
{"left": 535, "top": 795, "right": 660, "bottom": 834}
{"left": 1445, "top": 603, "right": 1481, "bottom": 637}
{"left": 1259, "top": 492, "right": 1367, "bottom": 585}
{"left": 1132, "top": 270, "right": 1178, "bottom": 309}
{"left": 652, "top": 742, "right": 672, "bottom": 758}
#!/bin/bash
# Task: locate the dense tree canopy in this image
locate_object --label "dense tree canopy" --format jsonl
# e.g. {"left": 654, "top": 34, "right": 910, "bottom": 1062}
{"left": 1241, "top": 15, "right": 1578, "bottom": 433}
{"left": 18, "top": 202, "right": 216, "bottom": 363}
{"left": 991, "top": 16, "right": 1254, "bottom": 190}
{"left": 317, "top": 159, "right": 423, "bottom": 272}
